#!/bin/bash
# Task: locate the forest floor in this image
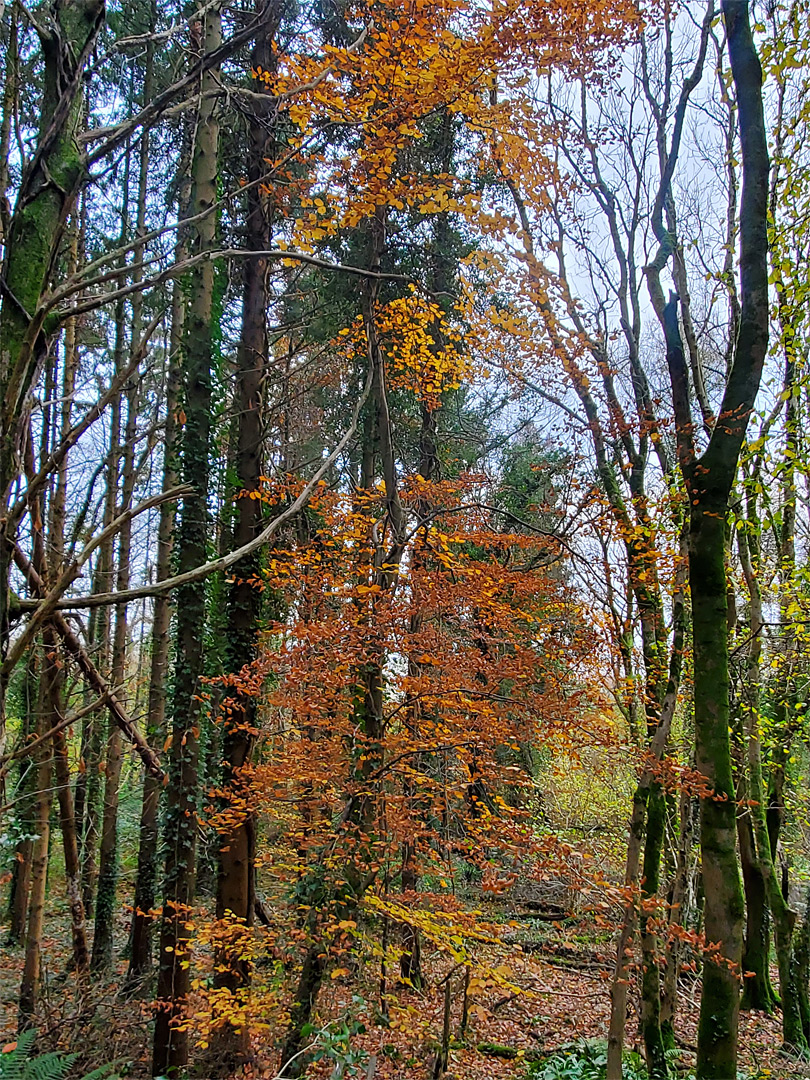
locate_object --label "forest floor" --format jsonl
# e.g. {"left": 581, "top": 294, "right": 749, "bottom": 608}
{"left": 0, "top": 893, "right": 800, "bottom": 1080}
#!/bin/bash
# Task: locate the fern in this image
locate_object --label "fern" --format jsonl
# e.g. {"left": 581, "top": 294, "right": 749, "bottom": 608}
{"left": 0, "top": 1031, "right": 118, "bottom": 1080}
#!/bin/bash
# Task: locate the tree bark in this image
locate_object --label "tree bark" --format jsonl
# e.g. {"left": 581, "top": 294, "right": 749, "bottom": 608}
{"left": 0, "top": 0, "right": 105, "bottom": 740}
{"left": 210, "top": 7, "right": 279, "bottom": 1065}
{"left": 280, "top": 216, "right": 401, "bottom": 1076}
{"left": 129, "top": 282, "right": 181, "bottom": 983}
{"left": 153, "top": 6, "right": 221, "bottom": 1072}
{"left": 6, "top": 650, "right": 37, "bottom": 943}
{"left": 90, "top": 278, "right": 129, "bottom": 970}
{"left": 643, "top": 5, "right": 767, "bottom": 1074}
{"left": 128, "top": 17, "right": 185, "bottom": 975}
{"left": 691, "top": 9, "right": 768, "bottom": 1076}
{"left": 738, "top": 524, "right": 806, "bottom": 1051}
{"left": 18, "top": 659, "right": 52, "bottom": 1027}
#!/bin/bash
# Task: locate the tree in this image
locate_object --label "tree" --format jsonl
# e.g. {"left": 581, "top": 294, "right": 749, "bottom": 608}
{"left": 648, "top": 4, "right": 769, "bottom": 1074}
{"left": 152, "top": 4, "right": 222, "bottom": 1072}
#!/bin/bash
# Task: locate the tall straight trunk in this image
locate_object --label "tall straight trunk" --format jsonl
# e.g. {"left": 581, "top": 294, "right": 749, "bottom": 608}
{"left": 692, "top": 10, "right": 767, "bottom": 1075}
{"left": 153, "top": 7, "right": 221, "bottom": 1072}
{"left": 83, "top": 243, "right": 128, "bottom": 927}
{"left": 660, "top": 787, "right": 698, "bottom": 1042}
{"left": 281, "top": 215, "right": 402, "bottom": 1076}
{"left": 49, "top": 260, "right": 89, "bottom": 972}
{"left": 794, "top": 886, "right": 810, "bottom": 1044}
{"left": 91, "top": 259, "right": 131, "bottom": 970}
{"left": 211, "top": 9, "right": 279, "bottom": 1064}
{"left": 18, "top": 353, "right": 56, "bottom": 1025}
{"left": 644, "top": 6, "right": 767, "bottom": 1075}
{"left": 639, "top": 783, "right": 667, "bottom": 1078}
{"left": 607, "top": 532, "right": 687, "bottom": 1080}
{"left": 17, "top": 669, "right": 52, "bottom": 1029}
{"left": 738, "top": 525, "right": 806, "bottom": 1051}
{"left": 51, "top": 635, "right": 90, "bottom": 973}
{"left": 737, "top": 768, "right": 776, "bottom": 1011}
{"left": 91, "top": 370, "right": 137, "bottom": 970}
{"left": 400, "top": 187, "right": 450, "bottom": 990}
{"left": 689, "top": 503, "right": 746, "bottom": 1078}
{"left": 92, "top": 50, "right": 150, "bottom": 969}
{"left": 399, "top": 415, "right": 439, "bottom": 994}
{"left": 6, "top": 649, "right": 38, "bottom": 943}
{"left": 128, "top": 30, "right": 182, "bottom": 975}
{"left": 280, "top": 655, "right": 387, "bottom": 1078}
{"left": 129, "top": 285, "right": 181, "bottom": 982}
{"left": 77, "top": 556, "right": 105, "bottom": 917}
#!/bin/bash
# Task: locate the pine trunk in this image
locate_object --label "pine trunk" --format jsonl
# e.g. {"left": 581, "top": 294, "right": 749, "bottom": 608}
{"left": 210, "top": 11, "right": 276, "bottom": 1063}
{"left": 91, "top": 285, "right": 129, "bottom": 971}
{"left": 152, "top": 6, "right": 221, "bottom": 1072}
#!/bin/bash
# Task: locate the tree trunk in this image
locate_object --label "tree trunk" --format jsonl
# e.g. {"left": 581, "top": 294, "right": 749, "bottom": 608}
{"left": 210, "top": 9, "right": 278, "bottom": 1065}
{"left": 645, "top": 6, "right": 767, "bottom": 1074}
{"left": 0, "top": 0, "right": 105, "bottom": 735}
{"left": 128, "top": 23, "right": 184, "bottom": 976}
{"left": 128, "top": 301, "right": 180, "bottom": 982}
{"left": 661, "top": 788, "right": 698, "bottom": 1045}
{"left": 48, "top": 216, "right": 89, "bottom": 975}
{"left": 17, "top": 663, "right": 53, "bottom": 1028}
{"left": 400, "top": 185, "right": 451, "bottom": 989}
{"left": 689, "top": 501, "right": 745, "bottom": 1078}
{"left": 640, "top": 783, "right": 667, "bottom": 1080}
{"left": 153, "top": 6, "right": 221, "bottom": 1072}
{"left": 82, "top": 261, "right": 125, "bottom": 928}
{"left": 738, "top": 783, "right": 776, "bottom": 1012}
{"left": 607, "top": 534, "right": 687, "bottom": 1080}
{"left": 281, "top": 218, "right": 400, "bottom": 1075}
{"left": 738, "top": 525, "right": 806, "bottom": 1051}
{"left": 90, "top": 280, "right": 130, "bottom": 971}
{"left": 6, "top": 650, "right": 38, "bottom": 943}
{"left": 691, "top": 9, "right": 768, "bottom": 1071}
{"left": 75, "top": 559, "right": 104, "bottom": 918}
{"left": 51, "top": 636, "right": 90, "bottom": 974}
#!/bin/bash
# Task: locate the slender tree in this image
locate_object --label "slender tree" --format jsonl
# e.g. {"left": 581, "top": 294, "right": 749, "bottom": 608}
{"left": 647, "top": 4, "right": 769, "bottom": 1074}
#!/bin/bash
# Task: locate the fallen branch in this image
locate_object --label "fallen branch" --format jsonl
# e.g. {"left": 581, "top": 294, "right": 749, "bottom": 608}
{"left": 0, "top": 689, "right": 112, "bottom": 778}
{"left": 11, "top": 547, "right": 163, "bottom": 780}
{"left": 475, "top": 1043, "right": 544, "bottom": 1062}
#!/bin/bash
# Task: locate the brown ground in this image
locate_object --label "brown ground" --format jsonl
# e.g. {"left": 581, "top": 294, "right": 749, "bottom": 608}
{"left": 0, "top": 898, "right": 797, "bottom": 1079}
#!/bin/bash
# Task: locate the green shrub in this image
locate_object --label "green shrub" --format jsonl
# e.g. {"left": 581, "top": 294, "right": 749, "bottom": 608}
{"left": 0, "top": 1031, "right": 119, "bottom": 1080}
{"left": 528, "top": 1041, "right": 649, "bottom": 1080}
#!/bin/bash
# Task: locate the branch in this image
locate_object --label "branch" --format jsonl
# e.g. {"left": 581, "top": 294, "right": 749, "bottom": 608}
{"left": 7, "top": 311, "right": 163, "bottom": 532}
{"left": 701, "top": 1, "right": 770, "bottom": 492}
{"left": 11, "top": 548, "right": 163, "bottom": 780}
{"left": 0, "top": 689, "right": 112, "bottom": 778}
{"left": 19, "top": 362, "right": 376, "bottom": 610}
{"left": 84, "top": 17, "right": 370, "bottom": 162}
{"left": 43, "top": 248, "right": 413, "bottom": 325}
{"left": 85, "top": 0, "right": 278, "bottom": 165}
{"left": 3, "top": 487, "right": 191, "bottom": 675}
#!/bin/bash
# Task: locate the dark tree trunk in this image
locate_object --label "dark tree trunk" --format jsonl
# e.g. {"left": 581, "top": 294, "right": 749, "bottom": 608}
{"left": 210, "top": 10, "right": 278, "bottom": 1064}
{"left": 643, "top": 6, "right": 768, "bottom": 1075}
{"left": 152, "top": 6, "right": 221, "bottom": 1073}
{"left": 129, "top": 52, "right": 185, "bottom": 978}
